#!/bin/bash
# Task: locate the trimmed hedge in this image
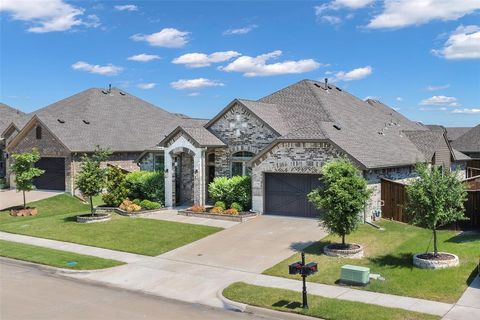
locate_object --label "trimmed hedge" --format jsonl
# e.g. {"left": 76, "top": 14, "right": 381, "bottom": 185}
{"left": 208, "top": 176, "right": 251, "bottom": 210}
{"left": 125, "top": 171, "right": 164, "bottom": 204}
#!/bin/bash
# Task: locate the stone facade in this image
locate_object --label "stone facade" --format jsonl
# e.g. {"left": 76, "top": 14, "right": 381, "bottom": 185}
{"left": 209, "top": 103, "right": 279, "bottom": 177}
{"left": 251, "top": 141, "right": 345, "bottom": 213}
{"left": 138, "top": 151, "right": 164, "bottom": 172}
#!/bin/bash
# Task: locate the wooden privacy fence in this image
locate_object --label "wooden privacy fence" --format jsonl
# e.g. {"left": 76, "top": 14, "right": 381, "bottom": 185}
{"left": 381, "top": 177, "right": 480, "bottom": 229}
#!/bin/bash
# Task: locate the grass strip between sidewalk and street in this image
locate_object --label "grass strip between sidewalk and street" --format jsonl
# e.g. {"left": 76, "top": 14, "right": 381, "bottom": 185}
{"left": 223, "top": 282, "right": 440, "bottom": 320}
{"left": 0, "top": 239, "right": 124, "bottom": 270}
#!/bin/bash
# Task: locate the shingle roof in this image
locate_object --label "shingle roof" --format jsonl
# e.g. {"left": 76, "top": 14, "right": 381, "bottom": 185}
{"left": 159, "top": 125, "right": 226, "bottom": 147}
{"left": 402, "top": 130, "right": 445, "bottom": 161}
{"left": 452, "top": 148, "right": 471, "bottom": 161}
{"left": 12, "top": 88, "right": 200, "bottom": 152}
{"left": 236, "top": 99, "right": 289, "bottom": 135}
{"left": 428, "top": 126, "right": 471, "bottom": 142}
{"left": 255, "top": 80, "right": 428, "bottom": 169}
{"left": 0, "top": 103, "right": 25, "bottom": 136}
{"left": 452, "top": 124, "right": 480, "bottom": 153}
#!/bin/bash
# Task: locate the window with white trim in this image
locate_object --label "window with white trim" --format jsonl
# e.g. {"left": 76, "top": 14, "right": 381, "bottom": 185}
{"left": 231, "top": 151, "right": 254, "bottom": 176}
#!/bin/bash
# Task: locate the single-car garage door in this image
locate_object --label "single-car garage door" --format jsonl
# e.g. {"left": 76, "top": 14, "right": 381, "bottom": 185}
{"left": 265, "top": 173, "right": 322, "bottom": 218}
{"left": 33, "top": 157, "right": 66, "bottom": 191}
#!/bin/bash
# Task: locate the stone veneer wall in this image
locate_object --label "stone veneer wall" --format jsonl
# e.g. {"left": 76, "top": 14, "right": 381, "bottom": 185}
{"left": 209, "top": 103, "right": 279, "bottom": 177}
{"left": 251, "top": 141, "right": 344, "bottom": 214}
{"left": 177, "top": 153, "right": 194, "bottom": 204}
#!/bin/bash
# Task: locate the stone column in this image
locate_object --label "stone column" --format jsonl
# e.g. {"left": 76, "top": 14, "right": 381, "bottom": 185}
{"left": 193, "top": 148, "right": 206, "bottom": 205}
{"left": 164, "top": 151, "right": 173, "bottom": 207}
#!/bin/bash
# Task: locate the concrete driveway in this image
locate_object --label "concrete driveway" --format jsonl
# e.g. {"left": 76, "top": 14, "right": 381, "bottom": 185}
{"left": 0, "top": 189, "right": 62, "bottom": 210}
{"left": 160, "top": 215, "right": 325, "bottom": 273}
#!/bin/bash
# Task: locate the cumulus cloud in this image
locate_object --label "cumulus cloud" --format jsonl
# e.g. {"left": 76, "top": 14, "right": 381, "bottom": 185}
{"left": 315, "top": 0, "right": 373, "bottom": 23}
{"left": 137, "top": 83, "right": 156, "bottom": 89}
{"left": 172, "top": 51, "right": 241, "bottom": 68}
{"left": 71, "top": 61, "right": 123, "bottom": 76}
{"left": 131, "top": 28, "right": 189, "bottom": 48}
{"left": 0, "top": 0, "right": 98, "bottom": 33}
{"left": 424, "top": 84, "right": 451, "bottom": 91}
{"left": 127, "top": 53, "right": 161, "bottom": 62}
{"left": 170, "top": 78, "right": 225, "bottom": 90}
{"left": 432, "top": 25, "right": 480, "bottom": 60}
{"left": 223, "top": 24, "right": 257, "bottom": 35}
{"left": 419, "top": 95, "right": 459, "bottom": 106}
{"left": 367, "top": 0, "right": 480, "bottom": 29}
{"left": 452, "top": 108, "right": 480, "bottom": 114}
{"left": 220, "top": 50, "right": 320, "bottom": 77}
{"left": 330, "top": 66, "right": 373, "bottom": 81}
{"left": 114, "top": 4, "right": 138, "bottom": 11}
{"left": 321, "top": 15, "right": 343, "bottom": 25}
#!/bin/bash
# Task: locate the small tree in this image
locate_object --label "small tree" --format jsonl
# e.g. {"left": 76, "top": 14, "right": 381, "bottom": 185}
{"left": 406, "top": 164, "right": 467, "bottom": 256}
{"left": 102, "top": 166, "right": 129, "bottom": 207}
{"left": 308, "top": 158, "right": 372, "bottom": 247}
{"left": 75, "top": 148, "right": 111, "bottom": 215}
{"left": 11, "top": 149, "right": 45, "bottom": 209}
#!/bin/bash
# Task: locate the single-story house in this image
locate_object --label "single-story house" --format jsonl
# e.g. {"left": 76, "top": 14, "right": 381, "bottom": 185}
{"left": 449, "top": 125, "right": 480, "bottom": 177}
{"left": 0, "top": 103, "right": 25, "bottom": 179}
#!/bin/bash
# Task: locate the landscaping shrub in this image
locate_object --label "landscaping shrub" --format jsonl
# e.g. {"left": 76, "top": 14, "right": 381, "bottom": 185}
{"left": 211, "top": 206, "right": 224, "bottom": 213}
{"left": 208, "top": 176, "right": 251, "bottom": 209}
{"left": 214, "top": 201, "right": 226, "bottom": 210}
{"left": 125, "top": 171, "right": 164, "bottom": 203}
{"left": 230, "top": 202, "right": 243, "bottom": 212}
{"left": 190, "top": 205, "right": 206, "bottom": 213}
{"left": 224, "top": 208, "right": 238, "bottom": 215}
{"left": 132, "top": 199, "right": 142, "bottom": 206}
{"left": 119, "top": 199, "right": 141, "bottom": 212}
{"left": 140, "top": 199, "right": 161, "bottom": 210}
{"left": 102, "top": 166, "right": 129, "bottom": 207}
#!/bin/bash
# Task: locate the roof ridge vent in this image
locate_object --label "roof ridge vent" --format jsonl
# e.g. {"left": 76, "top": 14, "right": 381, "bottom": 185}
{"left": 119, "top": 91, "right": 126, "bottom": 96}
{"left": 101, "top": 90, "right": 108, "bottom": 94}
{"left": 57, "top": 119, "right": 65, "bottom": 123}
{"left": 82, "top": 120, "right": 90, "bottom": 124}
{"left": 333, "top": 124, "right": 341, "bottom": 130}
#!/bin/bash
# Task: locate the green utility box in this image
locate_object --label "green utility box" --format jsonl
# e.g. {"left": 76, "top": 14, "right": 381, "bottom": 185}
{"left": 340, "top": 265, "right": 370, "bottom": 286}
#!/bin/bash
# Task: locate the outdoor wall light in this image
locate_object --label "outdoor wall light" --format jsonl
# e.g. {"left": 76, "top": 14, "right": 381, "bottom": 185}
{"left": 194, "top": 169, "right": 199, "bottom": 174}
{"left": 164, "top": 168, "right": 169, "bottom": 174}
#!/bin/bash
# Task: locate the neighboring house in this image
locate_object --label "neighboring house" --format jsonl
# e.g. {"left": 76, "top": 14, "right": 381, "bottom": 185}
{"left": 0, "top": 103, "right": 25, "bottom": 179}
{"left": 450, "top": 124, "right": 480, "bottom": 177}
{"left": 2, "top": 87, "right": 204, "bottom": 193}
{"left": 158, "top": 79, "right": 459, "bottom": 220}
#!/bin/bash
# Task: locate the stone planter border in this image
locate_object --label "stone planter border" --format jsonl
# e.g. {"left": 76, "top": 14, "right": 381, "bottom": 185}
{"left": 324, "top": 243, "right": 364, "bottom": 259}
{"left": 76, "top": 213, "right": 111, "bottom": 223}
{"left": 413, "top": 252, "right": 459, "bottom": 269}
{"left": 178, "top": 210, "right": 257, "bottom": 222}
{"left": 94, "top": 206, "right": 165, "bottom": 217}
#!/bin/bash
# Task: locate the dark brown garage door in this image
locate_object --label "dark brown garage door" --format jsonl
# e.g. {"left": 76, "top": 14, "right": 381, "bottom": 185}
{"left": 265, "top": 173, "right": 322, "bottom": 218}
{"left": 33, "top": 158, "right": 66, "bottom": 191}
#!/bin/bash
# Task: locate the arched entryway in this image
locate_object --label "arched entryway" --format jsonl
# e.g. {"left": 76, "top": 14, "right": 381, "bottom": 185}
{"left": 170, "top": 147, "right": 195, "bottom": 206}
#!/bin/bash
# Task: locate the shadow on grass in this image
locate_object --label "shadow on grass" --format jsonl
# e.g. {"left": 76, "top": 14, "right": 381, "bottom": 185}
{"left": 445, "top": 232, "right": 480, "bottom": 244}
{"left": 289, "top": 240, "right": 331, "bottom": 255}
{"left": 466, "top": 267, "right": 479, "bottom": 287}
{"left": 368, "top": 253, "right": 414, "bottom": 270}
{"left": 272, "top": 300, "right": 302, "bottom": 309}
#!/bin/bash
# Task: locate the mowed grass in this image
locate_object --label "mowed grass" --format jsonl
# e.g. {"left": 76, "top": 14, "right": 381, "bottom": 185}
{"left": 264, "top": 220, "right": 480, "bottom": 303}
{"left": 0, "top": 194, "right": 222, "bottom": 256}
{"left": 0, "top": 240, "right": 124, "bottom": 270}
{"left": 223, "top": 282, "right": 439, "bottom": 320}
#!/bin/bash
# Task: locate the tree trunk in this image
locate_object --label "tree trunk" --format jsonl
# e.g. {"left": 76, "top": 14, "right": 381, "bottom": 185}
{"left": 433, "top": 228, "right": 438, "bottom": 257}
{"left": 89, "top": 196, "right": 94, "bottom": 215}
{"left": 23, "top": 191, "right": 26, "bottom": 209}
{"left": 342, "top": 234, "right": 345, "bottom": 248}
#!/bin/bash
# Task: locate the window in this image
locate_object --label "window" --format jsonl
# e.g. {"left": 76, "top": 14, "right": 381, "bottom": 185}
{"left": 35, "top": 126, "right": 42, "bottom": 140}
{"left": 231, "top": 151, "right": 254, "bottom": 177}
{"left": 153, "top": 155, "right": 164, "bottom": 172}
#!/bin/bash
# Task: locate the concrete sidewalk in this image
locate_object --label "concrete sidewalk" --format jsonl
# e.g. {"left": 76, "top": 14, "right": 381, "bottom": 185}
{"left": 0, "top": 232, "right": 146, "bottom": 263}
{"left": 443, "top": 275, "right": 480, "bottom": 320}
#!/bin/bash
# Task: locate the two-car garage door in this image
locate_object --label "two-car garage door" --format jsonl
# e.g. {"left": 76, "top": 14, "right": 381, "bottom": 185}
{"left": 264, "top": 173, "right": 322, "bottom": 218}
{"left": 33, "top": 157, "right": 66, "bottom": 191}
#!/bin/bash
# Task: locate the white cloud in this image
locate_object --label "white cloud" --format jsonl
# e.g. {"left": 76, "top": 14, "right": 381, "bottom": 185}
{"left": 396, "top": 96, "right": 403, "bottom": 101}
{"left": 172, "top": 51, "right": 241, "bottom": 68}
{"left": 316, "top": 0, "right": 374, "bottom": 14}
{"left": 452, "top": 108, "right": 480, "bottom": 114}
{"left": 71, "top": 61, "right": 123, "bottom": 76}
{"left": 321, "top": 15, "right": 343, "bottom": 25}
{"left": 223, "top": 24, "right": 257, "bottom": 35}
{"left": 432, "top": 25, "right": 480, "bottom": 60}
{"left": 419, "top": 107, "right": 448, "bottom": 111}
{"left": 114, "top": 4, "right": 138, "bottom": 12}
{"left": 419, "top": 95, "right": 458, "bottom": 106}
{"left": 0, "top": 0, "right": 97, "bottom": 33}
{"left": 170, "top": 78, "right": 225, "bottom": 90}
{"left": 137, "top": 83, "right": 156, "bottom": 89}
{"left": 131, "top": 28, "right": 189, "bottom": 48}
{"left": 188, "top": 92, "right": 200, "bottom": 96}
{"left": 425, "top": 84, "right": 450, "bottom": 91}
{"left": 331, "top": 66, "right": 373, "bottom": 81}
{"left": 220, "top": 50, "right": 320, "bottom": 77}
{"left": 127, "top": 53, "right": 161, "bottom": 62}
{"left": 367, "top": 1, "right": 480, "bottom": 29}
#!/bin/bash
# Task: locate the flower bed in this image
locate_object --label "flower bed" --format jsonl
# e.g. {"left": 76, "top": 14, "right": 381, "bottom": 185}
{"left": 95, "top": 205, "right": 165, "bottom": 217}
{"left": 413, "top": 252, "right": 459, "bottom": 269}
{"left": 323, "top": 243, "right": 364, "bottom": 259}
{"left": 10, "top": 207, "right": 38, "bottom": 217}
{"left": 178, "top": 207, "right": 257, "bottom": 222}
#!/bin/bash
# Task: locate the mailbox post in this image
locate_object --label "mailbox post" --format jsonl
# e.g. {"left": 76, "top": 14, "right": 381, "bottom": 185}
{"left": 288, "top": 252, "right": 318, "bottom": 309}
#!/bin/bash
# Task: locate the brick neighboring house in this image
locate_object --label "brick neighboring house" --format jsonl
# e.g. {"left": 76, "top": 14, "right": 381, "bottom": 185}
{"left": 0, "top": 103, "right": 25, "bottom": 180}
{"left": 2, "top": 87, "right": 204, "bottom": 193}
{"left": 157, "top": 79, "right": 463, "bottom": 220}
{"left": 449, "top": 125, "right": 480, "bottom": 177}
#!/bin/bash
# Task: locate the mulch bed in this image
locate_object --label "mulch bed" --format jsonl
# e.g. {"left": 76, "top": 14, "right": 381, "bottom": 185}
{"left": 327, "top": 243, "right": 361, "bottom": 250}
{"left": 417, "top": 253, "right": 457, "bottom": 261}
{"left": 10, "top": 207, "right": 38, "bottom": 217}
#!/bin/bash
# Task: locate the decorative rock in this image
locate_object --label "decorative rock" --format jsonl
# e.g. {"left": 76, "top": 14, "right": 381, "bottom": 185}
{"left": 413, "top": 252, "right": 459, "bottom": 269}
{"left": 76, "top": 213, "right": 111, "bottom": 223}
{"left": 10, "top": 207, "right": 38, "bottom": 217}
{"left": 324, "top": 243, "right": 364, "bottom": 259}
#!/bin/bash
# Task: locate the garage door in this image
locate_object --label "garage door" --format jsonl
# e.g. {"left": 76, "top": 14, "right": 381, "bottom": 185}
{"left": 33, "top": 157, "right": 66, "bottom": 191}
{"left": 265, "top": 173, "right": 322, "bottom": 218}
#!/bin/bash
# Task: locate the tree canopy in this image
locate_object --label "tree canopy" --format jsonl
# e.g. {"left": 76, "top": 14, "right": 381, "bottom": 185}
{"left": 11, "top": 149, "right": 44, "bottom": 208}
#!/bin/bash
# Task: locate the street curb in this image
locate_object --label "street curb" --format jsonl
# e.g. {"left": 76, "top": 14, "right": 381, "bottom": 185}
{"left": 0, "top": 256, "right": 122, "bottom": 275}
{"left": 217, "top": 287, "right": 321, "bottom": 320}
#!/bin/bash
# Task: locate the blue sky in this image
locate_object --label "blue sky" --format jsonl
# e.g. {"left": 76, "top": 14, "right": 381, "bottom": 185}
{"left": 1, "top": 0, "right": 479, "bottom": 126}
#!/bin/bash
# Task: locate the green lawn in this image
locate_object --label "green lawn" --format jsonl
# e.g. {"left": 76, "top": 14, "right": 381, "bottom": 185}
{"left": 264, "top": 220, "right": 480, "bottom": 303}
{"left": 0, "top": 240, "right": 124, "bottom": 270}
{"left": 223, "top": 282, "right": 439, "bottom": 320}
{"left": 0, "top": 194, "right": 222, "bottom": 256}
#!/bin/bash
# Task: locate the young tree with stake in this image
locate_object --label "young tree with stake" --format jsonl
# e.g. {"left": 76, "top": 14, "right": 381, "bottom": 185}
{"left": 11, "top": 149, "right": 44, "bottom": 209}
